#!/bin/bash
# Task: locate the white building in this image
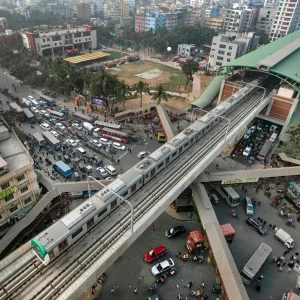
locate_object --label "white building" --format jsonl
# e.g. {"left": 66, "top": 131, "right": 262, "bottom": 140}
{"left": 0, "top": 126, "right": 39, "bottom": 238}
{"left": 256, "top": 7, "right": 276, "bottom": 35}
{"left": 190, "top": 0, "right": 204, "bottom": 8}
{"left": 209, "top": 32, "right": 260, "bottom": 68}
{"left": 263, "top": 0, "right": 278, "bottom": 7}
{"left": 177, "top": 44, "right": 196, "bottom": 57}
{"left": 269, "top": 0, "right": 300, "bottom": 41}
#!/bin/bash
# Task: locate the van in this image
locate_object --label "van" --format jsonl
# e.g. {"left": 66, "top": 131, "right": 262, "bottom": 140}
{"left": 76, "top": 147, "right": 86, "bottom": 156}
{"left": 93, "top": 128, "right": 101, "bottom": 137}
{"left": 104, "top": 165, "right": 117, "bottom": 176}
{"left": 270, "top": 132, "right": 277, "bottom": 142}
{"left": 74, "top": 171, "right": 80, "bottom": 181}
{"left": 210, "top": 194, "right": 219, "bottom": 205}
{"left": 244, "top": 197, "right": 254, "bottom": 215}
{"left": 244, "top": 129, "right": 252, "bottom": 139}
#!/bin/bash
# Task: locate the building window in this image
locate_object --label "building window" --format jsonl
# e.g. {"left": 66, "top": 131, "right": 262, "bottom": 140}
{"left": 218, "top": 50, "right": 225, "bottom": 54}
{"left": 20, "top": 186, "right": 28, "bottom": 193}
{"left": 227, "top": 58, "right": 231, "bottom": 62}
{"left": 227, "top": 52, "right": 231, "bottom": 56}
{"left": 17, "top": 174, "right": 25, "bottom": 182}
{"left": 219, "top": 44, "right": 226, "bottom": 48}
{"left": 10, "top": 206, "right": 18, "bottom": 213}
{"left": 217, "top": 56, "right": 223, "bottom": 60}
{"left": 43, "top": 39, "right": 45, "bottom": 42}
{"left": 228, "top": 46, "right": 233, "bottom": 50}
{"left": 1, "top": 182, "right": 9, "bottom": 190}
{"left": 5, "top": 194, "right": 14, "bottom": 201}
{"left": 24, "top": 197, "right": 31, "bottom": 204}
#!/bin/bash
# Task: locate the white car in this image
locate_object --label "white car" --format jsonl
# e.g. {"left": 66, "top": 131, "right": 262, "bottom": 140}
{"left": 72, "top": 123, "right": 83, "bottom": 130}
{"left": 31, "top": 107, "right": 38, "bottom": 113}
{"left": 66, "top": 139, "right": 79, "bottom": 147}
{"left": 106, "top": 177, "right": 113, "bottom": 181}
{"left": 27, "top": 95, "right": 35, "bottom": 100}
{"left": 50, "top": 130, "right": 60, "bottom": 138}
{"left": 56, "top": 123, "right": 66, "bottom": 131}
{"left": 40, "top": 123, "right": 51, "bottom": 131}
{"left": 151, "top": 258, "right": 175, "bottom": 276}
{"left": 96, "top": 167, "right": 108, "bottom": 178}
{"left": 112, "top": 142, "right": 126, "bottom": 151}
{"left": 100, "top": 138, "right": 112, "bottom": 145}
{"left": 21, "top": 98, "right": 27, "bottom": 104}
{"left": 243, "top": 146, "right": 252, "bottom": 157}
{"left": 137, "top": 151, "right": 150, "bottom": 159}
{"left": 90, "top": 139, "right": 102, "bottom": 148}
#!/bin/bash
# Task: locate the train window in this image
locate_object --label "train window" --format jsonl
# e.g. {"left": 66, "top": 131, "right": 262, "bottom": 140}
{"left": 122, "top": 190, "right": 128, "bottom": 197}
{"left": 72, "top": 227, "right": 83, "bottom": 239}
{"left": 131, "top": 184, "right": 136, "bottom": 193}
{"left": 87, "top": 217, "right": 94, "bottom": 229}
{"left": 145, "top": 174, "right": 148, "bottom": 178}
{"left": 184, "top": 142, "right": 189, "bottom": 148}
{"left": 98, "top": 207, "right": 108, "bottom": 218}
{"left": 59, "top": 240, "right": 68, "bottom": 251}
{"left": 139, "top": 179, "right": 142, "bottom": 184}
{"left": 172, "top": 151, "right": 177, "bottom": 157}
{"left": 166, "top": 157, "right": 170, "bottom": 164}
{"left": 111, "top": 199, "right": 117, "bottom": 210}
{"left": 158, "top": 162, "right": 164, "bottom": 169}
{"left": 191, "top": 138, "right": 194, "bottom": 143}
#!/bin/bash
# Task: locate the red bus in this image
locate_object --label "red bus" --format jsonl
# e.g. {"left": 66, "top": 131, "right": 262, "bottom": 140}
{"left": 9, "top": 103, "right": 26, "bottom": 122}
{"left": 102, "top": 128, "right": 129, "bottom": 144}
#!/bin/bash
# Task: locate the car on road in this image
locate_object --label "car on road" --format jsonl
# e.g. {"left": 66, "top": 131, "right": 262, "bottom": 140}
{"left": 90, "top": 139, "right": 102, "bottom": 148}
{"left": 61, "top": 120, "right": 69, "bottom": 127}
{"left": 137, "top": 151, "right": 150, "bottom": 159}
{"left": 66, "top": 139, "right": 79, "bottom": 147}
{"left": 112, "top": 142, "right": 126, "bottom": 151}
{"left": 96, "top": 167, "right": 108, "bottom": 178}
{"left": 100, "top": 138, "right": 112, "bottom": 146}
{"left": 56, "top": 123, "right": 66, "bottom": 131}
{"left": 144, "top": 246, "right": 167, "bottom": 263}
{"left": 31, "top": 107, "right": 38, "bottom": 113}
{"left": 67, "top": 126, "right": 77, "bottom": 135}
{"left": 246, "top": 217, "right": 268, "bottom": 236}
{"left": 22, "top": 98, "right": 27, "bottom": 104}
{"left": 72, "top": 123, "right": 82, "bottom": 131}
{"left": 151, "top": 258, "right": 175, "bottom": 276}
{"left": 243, "top": 146, "right": 251, "bottom": 157}
{"left": 165, "top": 225, "right": 186, "bottom": 238}
{"left": 93, "top": 155, "right": 102, "bottom": 165}
{"left": 76, "top": 132, "right": 87, "bottom": 141}
{"left": 50, "top": 130, "right": 60, "bottom": 138}
{"left": 40, "top": 123, "right": 51, "bottom": 131}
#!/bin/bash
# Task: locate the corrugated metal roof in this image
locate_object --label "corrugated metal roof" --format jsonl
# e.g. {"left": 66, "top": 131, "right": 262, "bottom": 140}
{"left": 223, "top": 30, "right": 300, "bottom": 86}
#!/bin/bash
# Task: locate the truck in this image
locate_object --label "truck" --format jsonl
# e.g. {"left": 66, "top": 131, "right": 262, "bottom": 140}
{"left": 42, "top": 131, "right": 61, "bottom": 151}
{"left": 83, "top": 122, "right": 95, "bottom": 132}
{"left": 23, "top": 108, "right": 36, "bottom": 124}
{"left": 275, "top": 228, "right": 295, "bottom": 249}
{"left": 54, "top": 161, "right": 72, "bottom": 178}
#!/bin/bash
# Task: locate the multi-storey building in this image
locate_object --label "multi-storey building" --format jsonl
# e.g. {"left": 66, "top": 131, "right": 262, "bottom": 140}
{"left": 48, "top": 4, "right": 72, "bottom": 19}
{"left": 21, "top": 25, "right": 97, "bottom": 56}
{"left": 269, "top": 0, "right": 300, "bottom": 41}
{"left": 77, "top": 1, "right": 94, "bottom": 20}
{"left": 209, "top": 32, "right": 260, "bottom": 67}
{"left": 0, "top": 18, "right": 7, "bottom": 29}
{"left": 124, "top": 0, "right": 135, "bottom": 10}
{"left": 177, "top": 44, "right": 196, "bottom": 57}
{"left": 135, "top": 13, "right": 165, "bottom": 32}
{"left": 190, "top": 0, "right": 204, "bottom": 8}
{"left": 256, "top": 7, "right": 276, "bottom": 35}
{"left": 0, "top": 126, "right": 39, "bottom": 238}
{"left": 205, "top": 17, "right": 225, "bottom": 30}
{"left": 205, "top": 8, "right": 220, "bottom": 18}
{"left": 264, "top": 0, "right": 278, "bottom": 7}
{"left": 25, "top": 0, "right": 41, "bottom": 6}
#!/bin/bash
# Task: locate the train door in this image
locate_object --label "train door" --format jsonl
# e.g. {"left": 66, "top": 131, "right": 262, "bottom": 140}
{"left": 111, "top": 199, "right": 117, "bottom": 210}
{"left": 166, "top": 157, "right": 170, "bottom": 165}
{"left": 58, "top": 240, "right": 68, "bottom": 255}
{"left": 179, "top": 146, "right": 183, "bottom": 155}
{"left": 87, "top": 217, "right": 94, "bottom": 229}
{"left": 151, "top": 168, "right": 155, "bottom": 178}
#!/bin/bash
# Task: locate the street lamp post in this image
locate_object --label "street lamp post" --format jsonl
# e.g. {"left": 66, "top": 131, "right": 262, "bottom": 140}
{"left": 191, "top": 108, "right": 231, "bottom": 141}
{"left": 87, "top": 176, "right": 134, "bottom": 234}
{"left": 232, "top": 81, "right": 266, "bottom": 105}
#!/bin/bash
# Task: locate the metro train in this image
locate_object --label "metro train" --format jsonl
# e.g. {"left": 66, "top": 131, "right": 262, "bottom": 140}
{"left": 31, "top": 77, "right": 265, "bottom": 265}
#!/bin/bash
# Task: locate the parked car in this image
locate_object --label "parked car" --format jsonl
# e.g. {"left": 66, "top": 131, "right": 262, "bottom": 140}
{"left": 243, "top": 146, "right": 252, "bottom": 157}
{"left": 246, "top": 217, "right": 268, "bottom": 236}
{"left": 165, "top": 226, "right": 186, "bottom": 238}
{"left": 144, "top": 245, "right": 167, "bottom": 263}
{"left": 56, "top": 123, "right": 66, "bottom": 131}
{"left": 90, "top": 139, "right": 102, "bottom": 148}
{"left": 137, "top": 151, "right": 150, "bottom": 159}
{"left": 40, "top": 123, "right": 51, "bottom": 131}
{"left": 100, "top": 138, "right": 112, "bottom": 145}
{"left": 31, "top": 107, "right": 38, "bottom": 113}
{"left": 93, "top": 155, "right": 102, "bottom": 165}
{"left": 61, "top": 120, "right": 69, "bottom": 127}
{"left": 112, "top": 142, "right": 126, "bottom": 151}
{"left": 76, "top": 132, "right": 87, "bottom": 141}
{"left": 67, "top": 126, "right": 77, "bottom": 135}
{"left": 50, "top": 130, "right": 60, "bottom": 138}
{"left": 96, "top": 167, "right": 108, "bottom": 178}
{"left": 151, "top": 258, "right": 175, "bottom": 276}
{"left": 65, "top": 139, "right": 79, "bottom": 147}
{"left": 72, "top": 123, "right": 83, "bottom": 130}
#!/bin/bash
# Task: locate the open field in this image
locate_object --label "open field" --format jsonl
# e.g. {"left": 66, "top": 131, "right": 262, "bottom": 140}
{"left": 108, "top": 60, "right": 192, "bottom": 93}
{"left": 102, "top": 50, "right": 126, "bottom": 61}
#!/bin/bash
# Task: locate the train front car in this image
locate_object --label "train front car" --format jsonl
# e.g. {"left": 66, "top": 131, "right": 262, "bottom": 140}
{"left": 31, "top": 239, "right": 50, "bottom": 265}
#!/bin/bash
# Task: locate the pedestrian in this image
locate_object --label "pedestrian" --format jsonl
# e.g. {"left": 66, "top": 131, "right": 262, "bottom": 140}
{"left": 216, "top": 164, "right": 218, "bottom": 169}
{"left": 134, "top": 288, "right": 137, "bottom": 294}
{"left": 201, "top": 281, "right": 205, "bottom": 288}
{"left": 117, "top": 159, "right": 120, "bottom": 164}
{"left": 120, "top": 167, "right": 123, "bottom": 172}
{"left": 258, "top": 275, "right": 263, "bottom": 280}
{"left": 151, "top": 224, "right": 155, "bottom": 230}
{"left": 241, "top": 186, "right": 244, "bottom": 191}
{"left": 111, "top": 287, "right": 115, "bottom": 294}
{"left": 188, "top": 281, "right": 193, "bottom": 289}
{"left": 46, "top": 152, "right": 48, "bottom": 156}
{"left": 19, "top": 122, "right": 21, "bottom": 127}
{"left": 127, "top": 147, "right": 130, "bottom": 151}
{"left": 255, "top": 280, "right": 261, "bottom": 292}
{"left": 130, "top": 148, "right": 132, "bottom": 153}
{"left": 278, "top": 266, "right": 284, "bottom": 272}
{"left": 244, "top": 188, "right": 247, "bottom": 193}
{"left": 283, "top": 249, "right": 290, "bottom": 256}
{"left": 288, "top": 267, "right": 292, "bottom": 273}
{"left": 65, "top": 178, "right": 67, "bottom": 182}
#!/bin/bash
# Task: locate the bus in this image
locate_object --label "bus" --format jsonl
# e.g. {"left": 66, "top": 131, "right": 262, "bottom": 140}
{"left": 42, "top": 131, "right": 61, "bottom": 150}
{"left": 23, "top": 108, "right": 36, "bottom": 124}
{"left": 95, "top": 120, "right": 121, "bottom": 130}
{"left": 9, "top": 103, "right": 26, "bottom": 122}
{"left": 257, "top": 139, "right": 273, "bottom": 163}
{"left": 40, "top": 95, "right": 56, "bottom": 107}
{"left": 73, "top": 112, "right": 94, "bottom": 123}
{"left": 102, "top": 128, "right": 130, "bottom": 144}
{"left": 216, "top": 186, "right": 240, "bottom": 207}
{"left": 48, "top": 110, "right": 64, "bottom": 120}
{"left": 32, "top": 132, "right": 46, "bottom": 147}
{"left": 240, "top": 243, "right": 272, "bottom": 284}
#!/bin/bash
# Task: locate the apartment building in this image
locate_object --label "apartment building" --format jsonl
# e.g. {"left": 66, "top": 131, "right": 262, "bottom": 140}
{"left": 135, "top": 13, "right": 165, "bottom": 32}
{"left": 77, "top": 1, "right": 94, "bottom": 20}
{"left": 21, "top": 25, "right": 97, "bottom": 56}
{"left": 0, "top": 126, "right": 39, "bottom": 238}
{"left": 177, "top": 44, "right": 196, "bottom": 57}
{"left": 264, "top": 0, "right": 278, "bottom": 7}
{"left": 209, "top": 32, "right": 260, "bottom": 67}
{"left": 48, "top": 4, "right": 72, "bottom": 19}
{"left": 256, "top": 7, "right": 276, "bottom": 35}
{"left": 269, "top": 0, "right": 300, "bottom": 41}
{"left": 0, "top": 18, "right": 8, "bottom": 29}
{"left": 205, "top": 8, "right": 220, "bottom": 18}
{"left": 190, "top": 0, "right": 204, "bottom": 7}
{"left": 205, "top": 17, "right": 224, "bottom": 30}
{"left": 125, "top": 0, "right": 135, "bottom": 10}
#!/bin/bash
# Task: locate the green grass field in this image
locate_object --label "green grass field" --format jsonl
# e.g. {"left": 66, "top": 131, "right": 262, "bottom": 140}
{"left": 102, "top": 51, "right": 126, "bottom": 61}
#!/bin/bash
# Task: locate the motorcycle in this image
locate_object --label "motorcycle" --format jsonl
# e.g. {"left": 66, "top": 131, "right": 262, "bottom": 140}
{"left": 287, "top": 219, "right": 296, "bottom": 228}
{"left": 31, "top": 124, "right": 34, "bottom": 129}
{"left": 230, "top": 209, "right": 239, "bottom": 218}
{"left": 192, "top": 255, "right": 204, "bottom": 264}
{"left": 155, "top": 274, "right": 167, "bottom": 284}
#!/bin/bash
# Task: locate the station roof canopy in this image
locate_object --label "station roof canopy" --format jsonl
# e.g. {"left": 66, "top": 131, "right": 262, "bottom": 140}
{"left": 64, "top": 51, "right": 110, "bottom": 65}
{"left": 223, "top": 30, "right": 300, "bottom": 89}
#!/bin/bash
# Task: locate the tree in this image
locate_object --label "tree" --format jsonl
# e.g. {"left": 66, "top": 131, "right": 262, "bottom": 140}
{"left": 276, "top": 124, "right": 300, "bottom": 159}
{"left": 116, "top": 80, "right": 132, "bottom": 110}
{"left": 181, "top": 59, "right": 199, "bottom": 89}
{"left": 133, "top": 81, "right": 151, "bottom": 107}
{"left": 151, "top": 84, "right": 169, "bottom": 105}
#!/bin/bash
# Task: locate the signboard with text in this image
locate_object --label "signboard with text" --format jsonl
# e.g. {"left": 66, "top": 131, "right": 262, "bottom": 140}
{"left": 221, "top": 178, "right": 259, "bottom": 185}
{"left": 92, "top": 98, "right": 107, "bottom": 107}
{"left": 0, "top": 186, "right": 17, "bottom": 200}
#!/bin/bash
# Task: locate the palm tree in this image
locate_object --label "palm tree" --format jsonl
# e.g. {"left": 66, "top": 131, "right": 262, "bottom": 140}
{"left": 133, "top": 81, "right": 151, "bottom": 107}
{"left": 151, "top": 84, "right": 169, "bottom": 105}
{"left": 116, "top": 80, "right": 132, "bottom": 110}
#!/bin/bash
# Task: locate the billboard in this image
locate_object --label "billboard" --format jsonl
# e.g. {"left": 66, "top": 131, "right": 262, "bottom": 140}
{"left": 91, "top": 98, "right": 107, "bottom": 107}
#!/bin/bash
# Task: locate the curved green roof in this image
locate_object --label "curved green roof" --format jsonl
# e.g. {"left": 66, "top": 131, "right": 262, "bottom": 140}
{"left": 223, "top": 30, "right": 300, "bottom": 87}
{"left": 31, "top": 239, "right": 48, "bottom": 259}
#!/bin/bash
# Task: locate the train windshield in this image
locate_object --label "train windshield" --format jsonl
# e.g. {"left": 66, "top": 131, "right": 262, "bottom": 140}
{"left": 31, "top": 239, "right": 48, "bottom": 262}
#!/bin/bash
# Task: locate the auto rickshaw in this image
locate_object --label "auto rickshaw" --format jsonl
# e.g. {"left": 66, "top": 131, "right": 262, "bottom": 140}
{"left": 79, "top": 163, "right": 86, "bottom": 172}
{"left": 211, "top": 284, "right": 221, "bottom": 294}
{"left": 64, "top": 155, "right": 70, "bottom": 164}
